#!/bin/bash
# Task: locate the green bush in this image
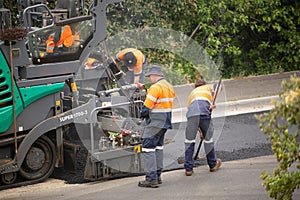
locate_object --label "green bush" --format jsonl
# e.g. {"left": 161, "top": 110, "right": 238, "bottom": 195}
{"left": 257, "top": 75, "right": 300, "bottom": 199}
{"left": 2, "top": 0, "right": 299, "bottom": 81}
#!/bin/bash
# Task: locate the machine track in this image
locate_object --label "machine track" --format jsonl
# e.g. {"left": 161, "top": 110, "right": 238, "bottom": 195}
{"left": 0, "top": 174, "right": 49, "bottom": 190}
{"left": 0, "top": 135, "right": 57, "bottom": 190}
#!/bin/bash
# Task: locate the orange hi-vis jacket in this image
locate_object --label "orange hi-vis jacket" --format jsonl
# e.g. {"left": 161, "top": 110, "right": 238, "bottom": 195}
{"left": 46, "top": 25, "right": 78, "bottom": 53}
{"left": 186, "top": 84, "right": 213, "bottom": 119}
{"left": 144, "top": 78, "right": 175, "bottom": 129}
{"left": 187, "top": 85, "right": 213, "bottom": 107}
{"left": 116, "top": 48, "right": 145, "bottom": 75}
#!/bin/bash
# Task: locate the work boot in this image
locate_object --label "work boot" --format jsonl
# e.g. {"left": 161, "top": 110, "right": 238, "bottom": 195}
{"left": 138, "top": 180, "right": 159, "bottom": 188}
{"left": 185, "top": 170, "right": 193, "bottom": 176}
{"left": 158, "top": 176, "right": 162, "bottom": 184}
{"left": 210, "top": 158, "right": 222, "bottom": 172}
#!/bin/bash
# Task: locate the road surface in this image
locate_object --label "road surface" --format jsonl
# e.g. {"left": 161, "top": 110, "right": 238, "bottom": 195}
{"left": 1, "top": 70, "right": 299, "bottom": 199}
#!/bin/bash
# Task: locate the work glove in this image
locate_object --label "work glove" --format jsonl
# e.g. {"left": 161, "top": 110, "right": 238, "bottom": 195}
{"left": 140, "top": 105, "right": 150, "bottom": 118}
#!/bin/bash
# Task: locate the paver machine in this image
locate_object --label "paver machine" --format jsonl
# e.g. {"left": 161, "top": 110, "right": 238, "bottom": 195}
{"left": 0, "top": 0, "right": 146, "bottom": 189}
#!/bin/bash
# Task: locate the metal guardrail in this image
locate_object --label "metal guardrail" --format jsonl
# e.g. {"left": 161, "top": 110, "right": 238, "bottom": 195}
{"left": 172, "top": 95, "right": 279, "bottom": 123}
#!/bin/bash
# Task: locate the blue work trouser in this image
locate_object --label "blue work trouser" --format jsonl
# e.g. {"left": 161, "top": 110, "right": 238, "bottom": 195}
{"left": 184, "top": 116, "right": 216, "bottom": 171}
{"left": 142, "top": 126, "right": 167, "bottom": 182}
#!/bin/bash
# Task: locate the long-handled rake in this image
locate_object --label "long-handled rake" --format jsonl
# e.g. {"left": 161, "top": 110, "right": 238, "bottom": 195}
{"left": 177, "top": 76, "right": 222, "bottom": 165}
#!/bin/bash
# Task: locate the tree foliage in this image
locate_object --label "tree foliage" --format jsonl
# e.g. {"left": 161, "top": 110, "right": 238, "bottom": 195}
{"left": 256, "top": 75, "right": 300, "bottom": 199}
{"left": 2, "top": 0, "right": 300, "bottom": 83}
{"left": 106, "top": 0, "right": 300, "bottom": 81}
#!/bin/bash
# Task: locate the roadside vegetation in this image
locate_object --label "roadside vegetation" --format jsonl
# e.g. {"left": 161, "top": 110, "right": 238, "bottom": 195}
{"left": 1, "top": 1, "right": 299, "bottom": 198}
{"left": 2, "top": 0, "right": 299, "bottom": 82}
{"left": 257, "top": 75, "right": 300, "bottom": 200}
{"left": 106, "top": 0, "right": 300, "bottom": 82}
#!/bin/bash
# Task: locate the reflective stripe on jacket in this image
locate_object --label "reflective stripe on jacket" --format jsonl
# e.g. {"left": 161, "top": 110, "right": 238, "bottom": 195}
{"left": 144, "top": 78, "right": 175, "bottom": 129}
{"left": 186, "top": 84, "right": 213, "bottom": 119}
{"left": 46, "top": 34, "right": 55, "bottom": 53}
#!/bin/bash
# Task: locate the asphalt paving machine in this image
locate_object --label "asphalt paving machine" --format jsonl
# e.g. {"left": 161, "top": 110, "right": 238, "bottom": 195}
{"left": 0, "top": 0, "right": 146, "bottom": 188}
